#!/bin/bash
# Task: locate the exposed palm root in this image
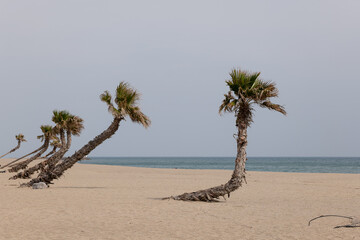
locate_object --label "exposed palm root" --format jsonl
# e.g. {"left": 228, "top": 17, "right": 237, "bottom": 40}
{"left": 308, "top": 215, "right": 360, "bottom": 229}
{"left": 9, "top": 161, "right": 47, "bottom": 180}
{"left": 19, "top": 170, "right": 57, "bottom": 188}
{"left": 8, "top": 161, "right": 30, "bottom": 173}
{"left": 29, "top": 170, "right": 60, "bottom": 186}
{"left": 26, "top": 157, "right": 74, "bottom": 186}
{"left": 163, "top": 175, "right": 244, "bottom": 202}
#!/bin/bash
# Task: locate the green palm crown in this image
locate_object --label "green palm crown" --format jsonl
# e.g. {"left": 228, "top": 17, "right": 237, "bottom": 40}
{"left": 100, "top": 82, "right": 151, "bottom": 128}
{"left": 15, "top": 134, "right": 26, "bottom": 142}
{"left": 219, "top": 69, "right": 286, "bottom": 124}
{"left": 51, "top": 110, "right": 84, "bottom": 136}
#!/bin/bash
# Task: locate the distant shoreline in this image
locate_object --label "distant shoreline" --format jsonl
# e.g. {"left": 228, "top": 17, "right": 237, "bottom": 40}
{"left": 2, "top": 156, "right": 359, "bottom": 174}
{"left": 79, "top": 162, "right": 360, "bottom": 175}
{"left": 78, "top": 156, "right": 360, "bottom": 174}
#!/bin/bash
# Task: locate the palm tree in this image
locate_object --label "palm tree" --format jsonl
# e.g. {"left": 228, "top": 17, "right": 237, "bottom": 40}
{"left": 10, "top": 112, "right": 84, "bottom": 180}
{"left": 40, "top": 135, "right": 61, "bottom": 158}
{"left": 51, "top": 110, "right": 73, "bottom": 152}
{"left": 25, "top": 82, "right": 150, "bottom": 186}
{"left": 2, "top": 111, "right": 71, "bottom": 171}
{"left": 46, "top": 114, "right": 84, "bottom": 169}
{"left": 0, "top": 134, "right": 26, "bottom": 159}
{"left": 42, "top": 137, "right": 61, "bottom": 158}
{"left": 8, "top": 125, "right": 54, "bottom": 172}
{"left": 1, "top": 135, "right": 45, "bottom": 169}
{"left": 166, "top": 69, "right": 286, "bottom": 201}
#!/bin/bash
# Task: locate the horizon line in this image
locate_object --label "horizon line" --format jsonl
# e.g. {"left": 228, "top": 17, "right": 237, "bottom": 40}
{"left": 87, "top": 155, "right": 360, "bottom": 158}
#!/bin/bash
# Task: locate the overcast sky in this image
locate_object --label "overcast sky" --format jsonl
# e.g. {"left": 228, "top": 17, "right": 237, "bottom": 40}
{"left": 1, "top": 0, "right": 359, "bottom": 157}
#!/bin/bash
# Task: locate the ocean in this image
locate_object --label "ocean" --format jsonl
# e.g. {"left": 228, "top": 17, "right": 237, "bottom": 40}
{"left": 79, "top": 157, "right": 360, "bottom": 174}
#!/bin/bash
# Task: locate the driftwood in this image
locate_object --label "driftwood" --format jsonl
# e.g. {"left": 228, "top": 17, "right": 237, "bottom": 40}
{"left": 308, "top": 215, "right": 360, "bottom": 229}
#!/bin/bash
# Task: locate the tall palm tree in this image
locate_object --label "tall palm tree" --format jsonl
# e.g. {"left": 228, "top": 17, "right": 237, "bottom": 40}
{"left": 25, "top": 82, "right": 150, "bottom": 186}
{"left": 166, "top": 69, "right": 286, "bottom": 201}
{"left": 8, "top": 125, "right": 54, "bottom": 172}
{"left": 0, "top": 134, "right": 26, "bottom": 159}
{"left": 10, "top": 112, "right": 84, "bottom": 180}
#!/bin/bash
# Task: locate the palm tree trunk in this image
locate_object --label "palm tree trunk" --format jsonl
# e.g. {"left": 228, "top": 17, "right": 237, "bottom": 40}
{"left": 1, "top": 144, "right": 44, "bottom": 169}
{"left": 43, "top": 146, "right": 57, "bottom": 158}
{"left": 164, "top": 121, "right": 248, "bottom": 202}
{"left": 47, "top": 129, "right": 72, "bottom": 170}
{"left": 8, "top": 138, "right": 50, "bottom": 172}
{"left": 0, "top": 140, "right": 21, "bottom": 159}
{"left": 10, "top": 130, "right": 69, "bottom": 180}
{"left": 26, "top": 117, "right": 122, "bottom": 186}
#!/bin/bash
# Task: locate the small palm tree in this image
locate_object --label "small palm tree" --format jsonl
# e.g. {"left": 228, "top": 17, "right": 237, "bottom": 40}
{"left": 6, "top": 111, "right": 70, "bottom": 173}
{"left": 26, "top": 82, "right": 150, "bottom": 186}
{"left": 1, "top": 134, "right": 45, "bottom": 169}
{"left": 0, "top": 134, "right": 26, "bottom": 159}
{"left": 10, "top": 112, "right": 84, "bottom": 180}
{"left": 166, "top": 69, "right": 286, "bottom": 201}
{"left": 8, "top": 125, "right": 54, "bottom": 172}
{"left": 42, "top": 137, "right": 61, "bottom": 158}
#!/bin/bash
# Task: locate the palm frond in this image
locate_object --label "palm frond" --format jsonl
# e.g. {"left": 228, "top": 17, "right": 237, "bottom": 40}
{"left": 37, "top": 135, "right": 44, "bottom": 141}
{"left": 249, "top": 72, "right": 261, "bottom": 89}
{"left": 66, "top": 115, "right": 84, "bottom": 136}
{"left": 100, "top": 91, "right": 112, "bottom": 105}
{"left": 219, "top": 91, "right": 237, "bottom": 114}
{"left": 127, "top": 107, "right": 151, "bottom": 128}
{"left": 114, "top": 82, "right": 131, "bottom": 106}
{"left": 41, "top": 125, "right": 53, "bottom": 133}
{"left": 100, "top": 91, "right": 121, "bottom": 117}
{"left": 50, "top": 137, "right": 61, "bottom": 147}
{"left": 221, "top": 68, "right": 286, "bottom": 123}
{"left": 38, "top": 125, "right": 54, "bottom": 140}
{"left": 15, "top": 134, "right": 26, "bottom": 142}
{"left": 101, "top": 82, "right": 150, "bottom": 128}
{"left": 52, "top": 110, "right": 72, "bottom": 129}
{"left": 259, "top": 101, "right": 287, "bottom": 115}
{"left": 114, "top": 82, "right": 140, "bottom": 108}
{"left": 52, "top": 125, "right": 61, "bottom": 135}
{"left": 255, "top": 81, "right": 279, "bottom": 100}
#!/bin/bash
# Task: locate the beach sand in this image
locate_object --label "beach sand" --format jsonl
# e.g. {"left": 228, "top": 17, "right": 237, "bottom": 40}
{"left": 0, "top": 158, "right": 359, "bottom": 240}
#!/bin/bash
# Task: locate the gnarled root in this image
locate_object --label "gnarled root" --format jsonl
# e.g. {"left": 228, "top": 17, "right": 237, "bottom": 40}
{"left": 9, "top": 161, "right": 47, "bottom": 180}
{"left": 8, "top": 161, "right": 29, "bottom": 173}
{"left": 164, "top": 175, "right": 244, "bottom": 202}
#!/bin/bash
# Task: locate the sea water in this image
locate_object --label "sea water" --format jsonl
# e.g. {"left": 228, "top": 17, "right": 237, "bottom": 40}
{"left": 79, "top": 157, "right": 360, "bottom": 174}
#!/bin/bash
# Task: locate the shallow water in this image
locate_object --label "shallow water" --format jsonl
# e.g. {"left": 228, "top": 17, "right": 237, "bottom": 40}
{"left": 80, "top": 157, "right": 360, "bottom": 174}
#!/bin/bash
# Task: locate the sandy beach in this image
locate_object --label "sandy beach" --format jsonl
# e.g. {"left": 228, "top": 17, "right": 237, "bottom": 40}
{"left": 0, "top": 158, "right": 359, "bottom": 240}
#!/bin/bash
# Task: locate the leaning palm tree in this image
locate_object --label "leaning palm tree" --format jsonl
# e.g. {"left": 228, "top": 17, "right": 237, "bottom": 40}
{"left": 10, "top": 112, "right": 83, "bottom": 180}
{"left": 46, "top": 114, "right": 84, "bottom": 170}
{"left": 0, "top": 134, "right": 26, "bottom": 159}
{"left": 1, "top": 135, "right": 45, "bottom": 169}
{"left": 25, "top": 82, "right": 150, "bottom": 186}
{"left": 3, "top": 111, "right": 70, "bottom": 171}
{"left": 166, "top": 69, "right": 286, "bottom": 201}
{"left": 8, "top": 125, "right": 54, "bottom": 172}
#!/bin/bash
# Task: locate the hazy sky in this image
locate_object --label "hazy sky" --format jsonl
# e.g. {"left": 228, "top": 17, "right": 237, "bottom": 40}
{"left": 1, "top": 0, "right": 359, "bottom": 157}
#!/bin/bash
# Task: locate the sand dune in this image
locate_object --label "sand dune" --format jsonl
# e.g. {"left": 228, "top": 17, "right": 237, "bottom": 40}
{"left": 0, "top": 158, "right": 359, "bottom": 240}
